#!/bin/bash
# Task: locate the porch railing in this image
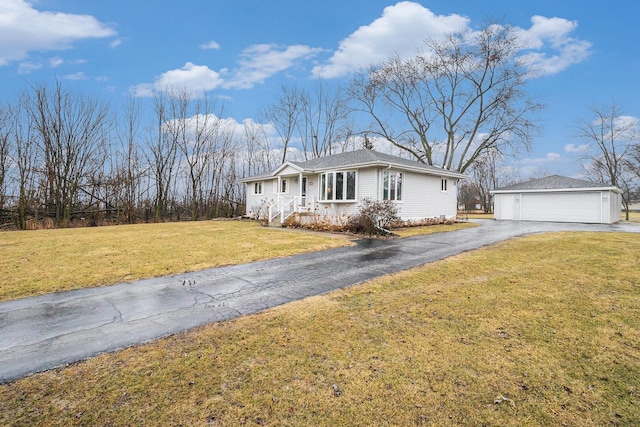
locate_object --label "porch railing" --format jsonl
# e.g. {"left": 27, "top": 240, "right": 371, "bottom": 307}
{"left": 268, "top": 196, "right": 317, "bottom": 224}
{"left": 268, "top": 197, "right": 298, "bottom": 223}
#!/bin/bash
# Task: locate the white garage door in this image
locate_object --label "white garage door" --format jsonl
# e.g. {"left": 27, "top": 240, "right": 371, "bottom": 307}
{"left": 521, "top": 192, "right": 601, "bottom": 223}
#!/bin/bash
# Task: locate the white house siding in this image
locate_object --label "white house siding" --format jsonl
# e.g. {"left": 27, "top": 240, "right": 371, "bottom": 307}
{"left": 245, "top": 179, "right": 276, "bottom": 218}
{"left": 494, "top": 191, "right": 621, "bottom": 224}
{"left": 356, "top": 168, "right": 378, "bottom": 200}
{"left": 395, "top": 171, "right": 458, "bottom": 220}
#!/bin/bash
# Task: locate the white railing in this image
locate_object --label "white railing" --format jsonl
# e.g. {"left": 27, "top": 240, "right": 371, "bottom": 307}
{"left": 268, "top": 197, "right": 298, "bottom": 223}
{"left": 268, "top": 196, "right": 318, "bottom": 224}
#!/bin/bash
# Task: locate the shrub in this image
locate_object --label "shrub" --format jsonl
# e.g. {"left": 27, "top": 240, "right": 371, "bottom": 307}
{"left": 347, "top": 198, "right": 399, "bottom": 236}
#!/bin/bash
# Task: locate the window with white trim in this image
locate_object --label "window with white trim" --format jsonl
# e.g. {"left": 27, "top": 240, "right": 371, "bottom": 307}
{"left": 383, "top": 171, "right": 402, "bottom": 201}
{"left": 320, "top": 171, "right": 356, "bottom": 201}
{"left": 253, "top": 182, "right": 263, "bottom": 195}
{"left": 441, "top": 178, "right": 448, "bottom": 192}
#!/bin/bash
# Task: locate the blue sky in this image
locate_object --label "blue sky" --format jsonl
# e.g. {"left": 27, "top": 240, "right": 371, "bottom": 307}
{"left": 1, "top": 0, "right": 639, "bottom": 179}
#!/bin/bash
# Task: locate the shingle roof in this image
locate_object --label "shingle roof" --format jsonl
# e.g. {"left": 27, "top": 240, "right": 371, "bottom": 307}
{"left": 241, "top": 149, "right": 466, "bottom": 182}
{"left": 493, "top": 175, "right": 612, "bottom": 192}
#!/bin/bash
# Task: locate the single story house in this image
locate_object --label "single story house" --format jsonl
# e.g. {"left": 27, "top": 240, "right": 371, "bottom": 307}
{"left": 491, "top": 175, "right": 622, "bottom": 224}
{"left": 240, "top": 149, "right": 466, "bottom": 226}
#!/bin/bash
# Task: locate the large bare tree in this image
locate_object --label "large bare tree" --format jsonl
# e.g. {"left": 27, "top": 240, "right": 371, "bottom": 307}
{"left": 25, "top": 82, "right": 110, "bottom": 226}
{"left": 576, "top": 102, "right": 639, "bottom": 219}
{"left": 262, "top": 84, "right": 302, "bottom": 163}
{"left": 113, "top": 96, "right": 145, "bottom": 224}
{"left": 298, "top": 82, "right": 353, "bottom": 159}
{"left": 146, "top": 90, "right": 180, "bottom": 222}
{"left": 350, "top": 22, "right": 543, "bottom": 173}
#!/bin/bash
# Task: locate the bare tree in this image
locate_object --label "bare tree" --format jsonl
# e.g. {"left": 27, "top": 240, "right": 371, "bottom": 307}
{"left": 467, "top": 148, "right": 515, "bottom": 213}
{"left": 242, "top": 118, "right": 275, "bottom": 176}
{"left": 8, "top": 100, "right": 40, "bottom": 229}
{"left": 146, "top": 90, "right": 181, "bottom": 222}
{"left": 203, "top": 120, "right": 237, "bottom": 218}
{"left": 24, "top": 82, "right": 110, "bottom": 226}
{"left": 350, "top": 21, "right": 543, "bottom": 173}
{"left": 298, "top": 82, "right": 353, "bottom": 159}
{"left": 113, "top": 95, "right": 145, "bottom": 223}
{"left": 0, "top": 105, "right": 10, "bottom": 211}
{"left": 172, "top": 92, "right": 224, "bottom": 221}
{"left": 263, "top": 84, "right": 302, "bottom": 163}
{"left": 576, "top": 102, "right": 639, "bottom": 219}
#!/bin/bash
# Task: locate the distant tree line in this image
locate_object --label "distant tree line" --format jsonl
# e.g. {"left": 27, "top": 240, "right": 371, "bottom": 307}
{"left": 0, "top": 83, "right": 278, "bottom": 229}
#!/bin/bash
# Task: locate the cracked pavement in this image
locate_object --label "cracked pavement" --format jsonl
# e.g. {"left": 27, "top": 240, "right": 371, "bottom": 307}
{"left": 1, "top": 219, "right": 638, "bottom": 383}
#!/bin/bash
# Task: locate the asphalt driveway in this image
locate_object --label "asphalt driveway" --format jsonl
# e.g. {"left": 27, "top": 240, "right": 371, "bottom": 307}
{"left": 1, "top": 219, "right": 638, "bottom": 383}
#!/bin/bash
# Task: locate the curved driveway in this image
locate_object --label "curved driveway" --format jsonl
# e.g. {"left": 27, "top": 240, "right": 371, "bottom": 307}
{"left": 1, "top": 220, "right": 638, "bottom": 383}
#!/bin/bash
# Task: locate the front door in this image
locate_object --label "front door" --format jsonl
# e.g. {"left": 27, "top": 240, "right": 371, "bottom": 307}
{"left": 301, "top": 177, "right": 307, "bottom": 206}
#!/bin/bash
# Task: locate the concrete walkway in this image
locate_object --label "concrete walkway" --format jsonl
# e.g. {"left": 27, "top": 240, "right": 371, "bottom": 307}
{"left": 1, "top": 220, "right": 638, "bottom": 383}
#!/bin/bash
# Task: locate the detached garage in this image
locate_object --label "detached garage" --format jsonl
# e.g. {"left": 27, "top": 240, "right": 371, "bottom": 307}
{"left": 491, "top": 175, "right": 622, "bottom": 224}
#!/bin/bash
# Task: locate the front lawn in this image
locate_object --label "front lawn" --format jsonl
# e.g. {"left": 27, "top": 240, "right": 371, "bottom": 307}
{"left": 0, "top": 220, "right": 352, "bottom": 302}
{"left": 2, "top": 231, "right": 638, "bottom": 426}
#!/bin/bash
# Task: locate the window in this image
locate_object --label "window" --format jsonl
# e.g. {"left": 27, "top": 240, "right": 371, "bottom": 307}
{"left": 383, "top": 171, "right": 402, "bottom": 201}
{"left": 253, "top": 182, "right": 263, "bottom": 195}
{"left": 320, "top": 171, "right": 356, "bottom": 201}
{"left": 280, "top": 179, "right": 288, "bottom": 193}
{"left": 441, "top": 178, "right": 448, "bottom": 192}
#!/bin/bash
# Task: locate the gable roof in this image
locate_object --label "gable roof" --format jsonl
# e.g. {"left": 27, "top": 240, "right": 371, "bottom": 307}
{"left": 241, "top": 149, "right": 466, "bottom": 182}
{"left": 491, "top": 175, "right": 622, "bottom": 194}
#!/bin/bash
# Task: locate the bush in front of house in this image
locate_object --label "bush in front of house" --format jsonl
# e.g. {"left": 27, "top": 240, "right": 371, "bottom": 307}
{"left": 347, "top": 198, "right": 399, "bottom": 236}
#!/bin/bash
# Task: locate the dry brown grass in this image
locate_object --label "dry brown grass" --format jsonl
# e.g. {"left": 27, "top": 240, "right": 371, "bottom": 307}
{"left": 0, "top": 220, "right": 352, "bottom": 302}
{"left": 393, "top": 221, "right": 478, "bottom": 237}
{"left": 2, "top": 231, "right": 638, "bottom": 426}
{"left": 625, "top": 211, "right": 640, "bottom": 222}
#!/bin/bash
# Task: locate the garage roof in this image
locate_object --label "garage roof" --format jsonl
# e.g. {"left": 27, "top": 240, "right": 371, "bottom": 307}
{"left": 491, "top": 175, "right": 622, "bottom": 194}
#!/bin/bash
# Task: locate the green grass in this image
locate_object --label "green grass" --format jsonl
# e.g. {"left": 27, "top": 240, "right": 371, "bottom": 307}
{"left": 1, "top": 231, "right": 638, "bottom": 426}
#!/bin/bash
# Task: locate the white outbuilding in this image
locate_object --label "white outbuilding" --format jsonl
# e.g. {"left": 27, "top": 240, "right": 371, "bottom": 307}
{"left": 491, "top": 175, "right": 622, "bottom": 224}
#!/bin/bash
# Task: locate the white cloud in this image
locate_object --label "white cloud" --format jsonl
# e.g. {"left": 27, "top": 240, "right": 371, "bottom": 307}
{"left": 63, "top": 72, "right": 88, "bottom": 80}
{"left": 613, "top": 115, "right": 639, "bottom": 132}
{"left": 49, "top": 57, "right": 64, "bottom": 67}
{"left": 517, "top": 15, "right": 591, "bottom": 76}
{"left": 227, "top": 44, "right": 324, "bottom": 89}
{"left": 200, "top": 40, "right": 221, "bottom": 50}
{"left": 312, "top": 1, "right": 469, "bottom": 78}
{"left": 564, "top": 143, "right": 590, "bottom": 154}
{"left": 155, "top": 62, "right": 224, "bottom": 92}
{"left": 312, "top": 3, "right": 591, "bottom": 79}
{"left": 134, "top": 44, "right": 323, "bottom": 96}
{"left": 521, "top": 152, "right": 562, "bottom": 164}
{"left": 17, "top": 61, "right": 41, "bottom": 74}
{"left": 110, "top": 39, "right": 123, "bottom": 49}
{"left": 132, "top": 62, "right": 225, "bottom": 96}
{"left": 0, "top": 0, "right": 116, "bottom": 66}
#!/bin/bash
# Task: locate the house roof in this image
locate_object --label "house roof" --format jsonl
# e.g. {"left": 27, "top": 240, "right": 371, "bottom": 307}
{"left": 240, "top": 149, "right": 467, "bottom": 182}
{"left": 491, "top": 175, "right": 622, "bottom": 194}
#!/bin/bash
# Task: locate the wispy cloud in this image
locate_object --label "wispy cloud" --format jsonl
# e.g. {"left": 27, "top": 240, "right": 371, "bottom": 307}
{"left": 17, "top": 61, "right": 42, "bottom": 74}
{"left": 63, "top": 72, "right": 89, "bottom": 80}
{"left": 199, "top": 40, "right": 221, "bottom": 50}
{"left": 132, "top": 43, "right": 323, "bottom": 96}
{"left": 564, "top": 143, "right": 590, "bottom": 154}
{"left": 226, "top": 44, "right": 324, "bottom": 89}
